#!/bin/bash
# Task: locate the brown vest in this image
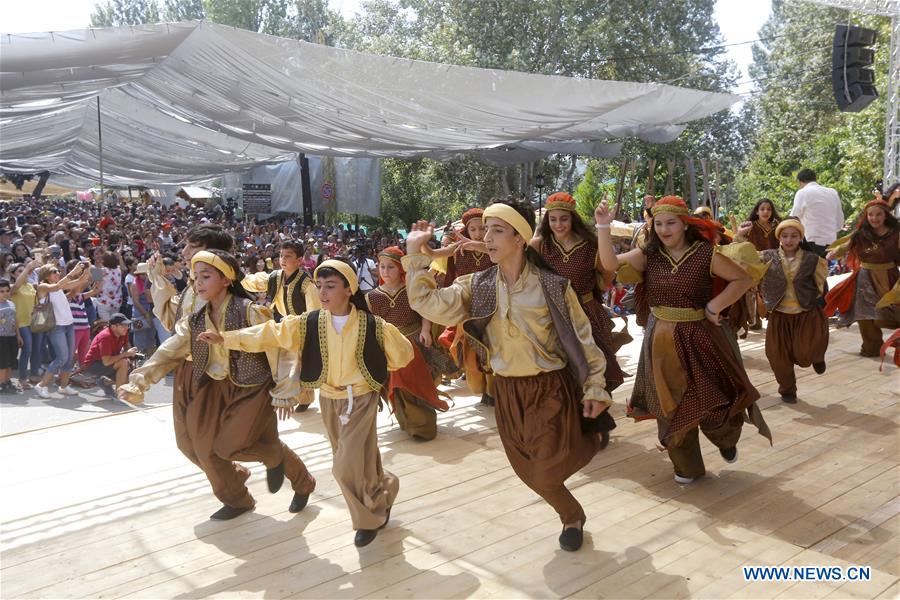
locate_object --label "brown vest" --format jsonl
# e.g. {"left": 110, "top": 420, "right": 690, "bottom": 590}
{"left": 189, "top": 296, "right": 271, "bottom": 388}
{"left": 760, "top": 249, "right": 821, "bottom": 311}
{"left": 462, "top": 265, "right": 589, "bottom": 384}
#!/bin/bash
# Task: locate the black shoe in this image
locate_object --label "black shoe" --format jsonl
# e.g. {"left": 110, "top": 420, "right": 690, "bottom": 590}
{"left": 98, "top": 376, "right": 115, "bottom": 397}
{"left": 289, "top": 492, "right": 310, "bottom": 513}
{"left": 294, "top": 404, "right": 309, "bottom": 413}
{"left": 781, "top": 394, "right": 797, "bottom": 404}
{"left": 354, "top": 528, "right": 378, "bottom": 547}
{"left": 209, "top": 505, "right": 252, "bottom": 520}
{"left": 813, "top": 361, "right": 826, "bottom": 374}
{"left": 266, "top": 460, "right": 285, "bottom": 493}
{"left": 559, "top": 525, "right": 584, "bottom": 552}
{"left": 480, "top": 393, "right": 495, "bottom": 406}
{"left": 719, "top": 446, "right": 738, "bottom": 463}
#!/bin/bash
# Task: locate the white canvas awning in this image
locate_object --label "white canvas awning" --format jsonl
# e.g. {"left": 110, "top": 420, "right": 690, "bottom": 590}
{"left": 0, "top": 21, "right": 739, "bottom": 185}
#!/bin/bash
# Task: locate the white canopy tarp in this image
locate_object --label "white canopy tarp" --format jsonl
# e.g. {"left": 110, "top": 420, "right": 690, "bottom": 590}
{"left": 0, "top": 21, "right": 739, "bottom": 185}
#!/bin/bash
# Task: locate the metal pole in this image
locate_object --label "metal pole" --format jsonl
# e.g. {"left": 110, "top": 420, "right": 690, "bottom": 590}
{"left": 884, "top": 14, "right": 900, "bottom": 187}
{"left": 299, "top": 153, "right": 313, "bottom": 226}
{"left": 97, "top": 97, "right": 104, "bottom": 196}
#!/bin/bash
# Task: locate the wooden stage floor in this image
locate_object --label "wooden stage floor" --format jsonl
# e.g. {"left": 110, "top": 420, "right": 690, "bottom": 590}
{"left": 1, "top": 320, "right": 898, "bottom": 599}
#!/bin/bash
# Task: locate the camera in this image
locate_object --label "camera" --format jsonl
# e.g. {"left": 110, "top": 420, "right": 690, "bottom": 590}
{"left": 133, "top": 353, "right": 146, "bottom": 361}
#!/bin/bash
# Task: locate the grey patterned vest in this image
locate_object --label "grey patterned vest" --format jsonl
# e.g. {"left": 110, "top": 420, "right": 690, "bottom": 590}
{"left": 462, "top": 265, "right": 589, "bottom": 384}
{"left": 760, "top": 249, "right": 821, "bottom": 312}
{"left": 189, "top": 296, "right": 271, "bottom": 388}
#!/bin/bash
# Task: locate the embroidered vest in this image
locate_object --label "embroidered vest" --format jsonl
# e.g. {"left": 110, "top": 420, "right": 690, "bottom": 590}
{"left": 189, "top": 297, "right": 271, "bottom": 388}
{"left": 298, "top": 310, "right": 388, "bottom": 392}
{"left": 760, "top": 249, "right": 821, "bottom": 311}
{"left": 462, "top": 265, "right": 589, "bottom": 384}
{"left": 266, "top": 270, "right": 309, "bottom": 322}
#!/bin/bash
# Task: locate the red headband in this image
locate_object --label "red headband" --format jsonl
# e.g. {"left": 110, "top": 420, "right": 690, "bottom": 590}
{"left": 461, "top": 208, "right": 484, "bottom": 226}
{"left": 651, "top": 196, "right": 723, "bottom": 245}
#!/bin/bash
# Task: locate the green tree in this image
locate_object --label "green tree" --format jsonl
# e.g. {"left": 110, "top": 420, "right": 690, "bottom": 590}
{"left": 736, "top": 0, "right": 890, "bottom": 221}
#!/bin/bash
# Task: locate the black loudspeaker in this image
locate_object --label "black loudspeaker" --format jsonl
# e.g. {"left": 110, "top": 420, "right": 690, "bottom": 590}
{"left": 832, "top": 24, "right": 878, "bottom": 112}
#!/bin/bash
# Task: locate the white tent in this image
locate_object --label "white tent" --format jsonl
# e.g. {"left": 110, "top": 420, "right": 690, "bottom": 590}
{"left": 0, "top": 21, "right": 739, "bottom": 185}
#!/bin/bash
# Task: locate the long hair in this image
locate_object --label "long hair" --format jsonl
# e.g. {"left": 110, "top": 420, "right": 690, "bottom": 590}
{"left": 537, "top": 209, "right": 598, "bottom": 246}
{"left": 747, "top": 198, "right": 782, "bottom": 224}
{"left": 198, "top": 249, "right": 255, "bottom": 301}
{"left": 848, "top": 202, "right": 899, "bottom": 257}
{"left": 642, "top": 197, "right": 719, "bottom": 257}
{"left": 315, "top": 256, "right": 369, "bottom": 312}
{"left": 487, "top": 195, "right": 555, "bottom": 272}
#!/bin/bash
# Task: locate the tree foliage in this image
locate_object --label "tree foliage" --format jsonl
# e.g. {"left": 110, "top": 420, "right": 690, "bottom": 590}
{"left": 735, "top": 0, "right": 891, "bottom": 221}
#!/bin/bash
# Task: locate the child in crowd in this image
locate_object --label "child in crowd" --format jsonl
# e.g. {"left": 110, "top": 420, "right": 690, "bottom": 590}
{"left": 0, "top": 279, "right": 22, "bottom": 393}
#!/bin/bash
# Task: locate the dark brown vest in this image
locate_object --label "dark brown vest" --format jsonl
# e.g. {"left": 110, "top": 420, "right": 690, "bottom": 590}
{"left": 298, "top": 310, "right": 388, "bottom": 392}
{"left": 462, "top": 265, "right": 589, "bottom": 384}
{"left": 266, "top": 270, "right": 309, "bottom": 322}
{"left": 189, "top": 296, "right": 271, "bottom": 387}
{"left": 760, "top": 249, "right": 821, "bottom": 311}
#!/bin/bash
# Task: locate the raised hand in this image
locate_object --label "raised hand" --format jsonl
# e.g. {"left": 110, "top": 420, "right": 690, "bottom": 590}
{"left": 594, "top": 198, "right": 616, "bottom": 226}
{"left": 736, "top": 221, "right": 753, "bottom": 237}
{"left": 406, "top": 220, "right": 435, "bottom": 255}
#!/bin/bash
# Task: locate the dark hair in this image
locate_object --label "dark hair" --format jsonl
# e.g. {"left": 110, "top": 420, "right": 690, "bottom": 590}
{"left": 101, "top": 252, "right": 119, "bottom": 268}
{"left": 538, "top": 208, "right": 598, "bottom": 246}
{"left": 195, "top": 249, "right": 255, "bottom": 301}
{"left": 747, "top": 198, "right": 783, "bottom": 224}
{"left": 849, "top": 203, "right": 899, "bottom": 256}
{"left": 279, "top": 240, "right": 304, "bottom": 258}
{"left": 0, "top": 278, "right": 10, "bottom": 290}
{"left": 797, "top": 169, "right": 817, "bottom": 183}
{"left": 485, "top": 196, "right": 556, "bottom": 272}
{"left": 315, "top": 256, "right": 369, "bottom": 312}
{"left": 643, "top": 214, "right": 710, "bottom": 257}
{"left": 187, "top": 225, "right": 234, "bottom": 253}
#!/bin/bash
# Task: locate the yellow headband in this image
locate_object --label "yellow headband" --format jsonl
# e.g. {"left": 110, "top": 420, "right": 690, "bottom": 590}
{"left": 315, "top": 259, "right": 359, "bottom": 294}
{"left": 191, "top": 250, "right": 236, "bottom": 281}
{"left": 775, "top": 220, "right": 805, "bottom": 239}
{"left": 483, "top": 203, "right": 534, "bottom": 242}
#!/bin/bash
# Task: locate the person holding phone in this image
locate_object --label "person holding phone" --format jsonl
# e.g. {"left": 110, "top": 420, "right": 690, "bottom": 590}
{"left": 34, "top": 262, "right": 91, "bottom": 399}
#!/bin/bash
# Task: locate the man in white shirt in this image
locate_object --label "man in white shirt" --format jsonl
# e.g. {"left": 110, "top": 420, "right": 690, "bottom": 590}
{"left": 790, "top": 169, "right": 845, "bottom": 257}
{"left": 352, "top": 247, "right": 378, "bottom": 293}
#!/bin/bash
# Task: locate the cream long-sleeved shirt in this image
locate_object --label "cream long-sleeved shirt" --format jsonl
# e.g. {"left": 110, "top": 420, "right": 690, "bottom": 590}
{"left": 220, "top": 307, "right": 413, "bottom": 401}
{"left": 401, "top": 253, "right": 611, "bottom": 406}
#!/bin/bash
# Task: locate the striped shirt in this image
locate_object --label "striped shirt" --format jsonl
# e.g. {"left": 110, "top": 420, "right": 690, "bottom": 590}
{"left": 69, "top": 294, "right": 90, "bottom": 330}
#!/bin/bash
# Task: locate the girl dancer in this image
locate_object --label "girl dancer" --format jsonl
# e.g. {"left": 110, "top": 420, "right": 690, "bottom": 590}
{"left": 531, "top": 192, "right": 625, "bottom": 391}
{"left": 426, "top": 208, "right": 495, "bottom": 404}
{"left": 203, "top": 258, "right": 413, "bottom": 547}
{"left": 738, "top": 218, "right": 828, "bottom": 402}
{"left": 367, "top": 246, "right": 452, "bottom": 440}
{"left": 825, "top": 199, "right": 900, "bottom": 356}
{"left": 733, "top": 199, "right": 783, "bottom": 334}
{"left": 404, "top": 197, "right": 614, "bottom": 552}
{"left": 596, "top": 196, "right": 770, "bottom": 484}
{"left": 119, "top": 250, "right": 316, "bottom": 520}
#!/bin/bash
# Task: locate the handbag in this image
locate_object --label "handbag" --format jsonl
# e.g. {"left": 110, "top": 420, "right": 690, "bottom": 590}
{"left": 30, "top": 296, "right": 56, "bottom": 333}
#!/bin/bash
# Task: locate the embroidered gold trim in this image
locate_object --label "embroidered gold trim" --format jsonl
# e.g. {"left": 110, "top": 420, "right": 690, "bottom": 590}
{"left": 551, "top": 236, "right": 586, "bottom": 264}
{"left": 661, "top": 241, "right": 702, "bottom": 274}
{"left": 650, "top": 306, "right": 705, "bottom": 322}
